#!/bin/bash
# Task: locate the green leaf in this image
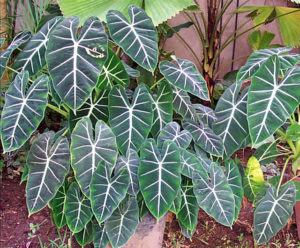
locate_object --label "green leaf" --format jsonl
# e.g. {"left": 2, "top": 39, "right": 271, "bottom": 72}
{"left": 0, "top": 38, "right": 5, "bottom": 48}
{"left": 243, "top": 157, "right": 265, "bottom": 202}
{"left": 173, "top": 87, "right": 198, "bottom": 122}
{"left": 138, "top": 139, "right": 181, "bottom": 219}
{"left": 69, "top": 89, "right": 109, "bottom": 132}
{"left": 247, "top": 55, "right": 300, "bottom": 145}
{"left": 65, "top": 182, "right": 93, "bottom": 233}
{"left": 170, "top": 190, "right": 182, "bottom": 215}
{"left": 49, "top": 78, "right": 62, "bottom": 106}
{"left": 20, "top": 164, "right": 28, "bottom": 184}
{"left": 194, "top": 144, "right": 212, "bottom": 172}
{"left": 0, "top": 31, "right": 31, "bottom": 80}
{"left": 249, "top": 30, "right": 276, "bottom": 51}
{"left": 253, "top": 142, "right": 279, "bottom": 164}
{"left": 193, "top": 104, "right": 216, "bottom": 127}
{"left": 157, "top": 122, "right": 192, "bottom": 150}
{"left": 121, "top": 61, "right": 140, "bottom": 77}
{"left": 108, "top": 84, "right": 153, "bottom": 155}
{"left": 90, "top": 163, "right": 129, "bottom": 223}
{"left": 52, "top": 181, "right": 67, "bottom": 228}
{"left": 254, "top": 184, "right": 296, "bottom": 245}
{"left": 236, "top": 47, "right": 300, "bottom": 81}
{"left": 291, "top": 181, "right": 300, "bottom": 201}
{"left": 1, "top": 71, "right": 48, "bottom": 152}
{"left": 160, "top": 58, "right": 209, "bottom": 100}
{"left": 179, "top": 220, "right": 196, "bottom": 239}
{"left": 177, "top": 179, "right": 199, "bottom": 231}
{"left": 107, "top": 5, "right": 158, "bottom": 72}
{"left": 225, "top": 160, "right": 243, "bottom": 221}
{"left": 192, "top": 162, "right": 235, "bottom": 227}
{"left": 213, "top": 83, "right": 248, "bottom": 158}
{"left": 74, "top": 221, "right": 93, "bottom": 246}
{"left": 105, "top": 196, "right": 139, "bottom": 248}
{"left": 13, "top": 17, "right": 62, "bottom": 76}
{"left": 183, "top": 120, "right": 224, "bottom": 157}
{"left": 165, "top": 22, "right": 193, "bottom": 38}
{"left": 286, "top": 124, "right": 300, "bottom": 141}
{"left": 97, "top": 48, "right": 129, "bottom": 90}
{"left": 46, "top": 17, "right": 108, "bottom": 111}
{"left": 93, "top": 220, "right": 109, "bottom": 248}
{"left": 115, "top": 149, "right": 140, "bottom": 196}
{"left": 26, "top": 131, "right": 70, "bottom": 214}
{"left": 149, "top": 81, "right": 173, "bottom": 138}
{"left": 180, "top": 148, "right": 206, "bottom": 179}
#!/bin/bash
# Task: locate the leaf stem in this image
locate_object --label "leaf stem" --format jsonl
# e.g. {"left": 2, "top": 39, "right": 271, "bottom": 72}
{"left": 47, "top": 104, "right": 69, "bottom": 118}
{"left": 62, "top": 128, "right": 69, "bottom": 136}
{"left": 276, "top": 129, "right": 296, "bottom": 154}
{"left": 276, "top": 155, "right": 294, "bottom": 196}
{"left": 150, "top": 77, "right": 165, "bottom": 90}
{"left": 6, "top": 66, "right": 33, "bottom": 83}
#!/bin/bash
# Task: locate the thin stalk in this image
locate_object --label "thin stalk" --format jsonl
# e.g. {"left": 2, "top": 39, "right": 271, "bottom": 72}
{"left": 276, "top": 129, "right": 296, "bottom": 154}
{"left": 150, "top": 77, "right": 165, "bottom": 90}
{"left": 276, "top": 155, "right": 294, "bottom": 196}
{"left": 47, "top": 104, "right": 69, "bottom": 118}
{"left": 6, "top": 66, "right": 34, "bottom": 83}
{"left": 283, "top": 175, "right": 300, "bottom": 186}
{"left": 62, "top": 128, "right": 69, "bottom": 136}
{"left": 259, "top": 152, "right": 291, "bottom": 162}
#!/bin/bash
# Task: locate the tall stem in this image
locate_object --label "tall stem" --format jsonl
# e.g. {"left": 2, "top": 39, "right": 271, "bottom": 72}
{"left": 47, "top": 104, "right": 69, "bottom": 118}
{"left": 276, "top": 155, "right": 294, "bottom": 196}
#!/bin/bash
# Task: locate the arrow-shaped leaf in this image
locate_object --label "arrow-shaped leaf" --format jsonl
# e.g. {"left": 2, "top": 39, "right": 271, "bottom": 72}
{"left": 180, "top": 148, "right": 206, "bottom": 179}
{"left": 160, "top": 58, "right": 209, "bottom": 100}
{"left": 1, "top": 71, "right": 48, "bottom": 152}
{"left": 247, "top": 55, "right": 300, "bottom": 145}
{"left": 90, "top": 163, "right": 129, "bottom": 223}
{"left": 108, "top": 84, "right": 153, "bottom": 155}
{"left": 71, "top": 118, "right": 118, "bottom": 196}
{"left": 138, "top": 139, "right": 181, "bottom": 219}
{"left": 107, "top": 5, "right": 158, "bottom": 72}
{"left": 13, "top": 17, "right": 62, "bottom": 76}
{"left": 26, "top": 131, "right": 70, "bottom": 214}
{"left": 170, "top": 190, "right": 182, "bottom": 215}
{"left": 74, "top": 221, "right": 93, "bottom": 246}
{"left": 52, "top": 181, "right": 67, "bottom": 228}
{"left": 93, "top": 220, "right": 109, "bottom": 248}
{"left": 193, "top": 104, "right": 216, "bottom": 127}
{"left": 46, "top": 17, "right": 108, "bottom": 110}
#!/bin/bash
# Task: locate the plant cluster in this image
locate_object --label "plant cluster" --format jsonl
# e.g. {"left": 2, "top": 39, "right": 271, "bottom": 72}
{"left": 0, "top": 4, "right": 300, "bottom": 247}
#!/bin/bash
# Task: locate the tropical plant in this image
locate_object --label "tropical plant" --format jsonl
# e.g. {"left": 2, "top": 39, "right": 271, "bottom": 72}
{"left": 1, "top": 4, "right": 300, "bottom": 247}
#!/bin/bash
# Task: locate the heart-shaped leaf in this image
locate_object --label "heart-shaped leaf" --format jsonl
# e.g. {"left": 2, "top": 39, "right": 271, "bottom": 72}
{"left": 90, "top": 163, "right": 129, "bottom": 223}
{"left": 52, "top": 181, "right": 67, "bottom": 228}
{"left": 26, "top": 131, "right": 70, "bottom": 214}
{"left": 170, "top": 190, "right": 182, "bottom": 215}
{"left": 183, "top": 120, "right": 224, "bottom": 157}
{"left": 71, "top": 118, "right": 118, "bottom": 196}
{"left": 74, "top": 221, "right": 93, "bottom": 246}
{"left": 115, "top": 149, "right": 140, "bottom": 196}
{"left": 157, "top": 122, "right": 192, "bottom": 150}
{"left": 193, "top": 104, "right": 216, "bottom": 127}
{"left": 46, "top": 17, "right": 107, "bottom": 111}
{"left": 107, "top": 5, "right": 158, "bottom": 72}
{"left": 179, "top": 220, "right": 196, "bottom": 239}
{"left": 213, "top": 83, "right": 248, "bottom": 157}
{"left": 108, "top": 84, "right": 153, "bottom": 155}
{"left": 149, "top": 81, "right": 173, "bottom": 138}
{"left": 253, "top": 142, "right": 279, "bottom": 164}
{"left": 122, "top": 61, "right": 140, "bottom": 77}
{"left": 237, "top": 47, "right": 300, "bottom": 81}
{"left": 160, "top": 58, "right": 209, "bottom": 100}
{"left": 65, "top": 182, "right": 93, "bottom": 233}
{"left": 254, "top": 184, "right": 296, "bottom": 245}
{"left": 180, "top": 148, "right": 206, "bottom": 179}
{"left": 193, "top": 162, "right": 235, "bottom": 227}
{"left": 1, "top": 71, "right": 48, "bottom": 152}
{"left": 194, "top": 144, "right": 212, "bottom": 171}
{"left": 93, "top": 220, "right": 109, "bottom": 248}
{"left": 97, "top": 48, "right": 129, "bottom": 90}
{"left": 0, "top": 31, "right": 31, "bottom": 79}
{"left": 247, "top": 55, "right": 300, "bottom": 145}
{"left": 13, "top": 17, "right": 62, "bottom": 76}
{"left": 138, "top": 139, "right": 181, "bottom": 219}
{"left": 105, "top": 197, "right": 139, "bottom": 248}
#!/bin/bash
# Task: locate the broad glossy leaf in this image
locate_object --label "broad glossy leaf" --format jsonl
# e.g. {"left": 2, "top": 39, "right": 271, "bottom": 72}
{"left": 177, "top": 179, "right": 199, "bottom": 231}
{"left": 46, "top": 17, "right": 108, "bottom": 111}
{"left": 138, "top": 139, "right": 181, "bottom": 219}
{"left": 115, "top": 149, "right": 140, "bottom": 196}
{"left": 247, "top": 55, "right": 300, "bottom": 145}
{"left": 243, "top": 157, "right": 265, "bottom": 202}
{"left": 157, "top": 122, "right": 192, "bottom": 150}
{"left": 225, "top": 160, "right": 243, "bottom": 221}
{"left": 107, "top": 5, "right": 158, "bottom": 72}
{"left": 179, "top": 220, "right": 196, "bottom": 239}
{"left": 65, "top": 182, "right": 93, "bottom": 233}
{"left": 254, "top": 184, "right": 296, "bottom": 244}
{"left": 97, "top": 48, "right": 129, "bottom": 90}
{"left": 74, "top": 221, "right": 93, "bottom": 246}
{"left": 0, "top": 31, "right": 31, "bottom": 79}
{"left": 13, "top": 17, "right": 62, "bottom": 76}
{"left": 108, "top": 84, "right": 153, "bottom": 155}
{"left": 160, "top": 58, "right": 209, "bottom": 100}
{"left": 170, "top": 190, "right": 182, "bottom": 215}
{"left": 90, "top": 163, "right": 129, "bottom": 223}
{"left": 52, "top": 181, "right": 67, "bottom": 228}
{"left": 237, "top": 47, "right": 300, "bottom": 81}
{"left": 194, "top": 145, "right": 212, "bottom": 172}
{"left": 71, "top": 118, "right": 118, "bottom": 196}
{"left": 253, "top": 142, "right": 279, "bottom": 164}
{"left": 172, "top": 87, "right": 198, "bottom": 122}
{"left": 213, "top": 83, "right": 248, "bottom": 158}
{"left": 183, "top": 120, "right": 224, "bottom": 157}
{"left": 193, "top": 104, "right": 216, "bottom": 127}
{"left": 122, "top": 61, "right": 140, "bottom": 77}
{"left": 26, "top": 131, "right": 70, "bottom": 214}
{"left": 93, "top": 220, "right": 109, "bottom": 248}
{"left": 69, "top": 89, "right": 109, "bottom": 132}
{"left": 286, "top": 124, "right": 300, "bottom": 141}
{"left": 149, "top": 81, "right": 173, "bottom": 138}
{"left": 105, "top": 197, "right": 139, "bottom": 248}
{"left": 49, "top": 78, "right": 62, "bottom": 106}
{"left": 1, "top": 71, "right": 48, "bottom": 152}
{"left": 180, "top": 148, "right": 206, "bottom": 179}
{"left": 193, "top": 162, "right": 235, "bottom": 227}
